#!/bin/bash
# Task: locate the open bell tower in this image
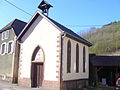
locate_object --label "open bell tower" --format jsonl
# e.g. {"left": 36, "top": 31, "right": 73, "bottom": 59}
{"left": 38, "top": 0, "right": 53, "bottom": 16}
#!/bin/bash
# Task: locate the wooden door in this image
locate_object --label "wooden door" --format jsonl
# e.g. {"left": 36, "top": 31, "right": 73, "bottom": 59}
{"left": 31, "top": 63, "right": 44, "bottom": 88}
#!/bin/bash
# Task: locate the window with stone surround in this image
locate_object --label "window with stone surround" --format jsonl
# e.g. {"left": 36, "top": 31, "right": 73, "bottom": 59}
{"left": 7, "top": 41, "right": 14, "bottom": 54}
{"left": 1, "top": 42, "right": 6, "bottom": 55}
{"left": 1, "top": 30, "right": 9, "bottom": 40}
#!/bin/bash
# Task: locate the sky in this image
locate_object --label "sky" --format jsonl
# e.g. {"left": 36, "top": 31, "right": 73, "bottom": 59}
{"left": 0, "top": 0, "right": 120, "bottom": 33}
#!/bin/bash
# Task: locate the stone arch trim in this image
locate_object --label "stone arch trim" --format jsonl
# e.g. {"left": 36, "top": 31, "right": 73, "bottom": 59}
{"left": 31, "top": 45, "right": 45, "bottom": 63}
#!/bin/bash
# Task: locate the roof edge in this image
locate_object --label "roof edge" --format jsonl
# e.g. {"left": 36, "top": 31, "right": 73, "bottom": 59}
{"left": 17, "top": 11, "right": 92, "bottom": 46}
{"left": 0, "top": 19, "right": 16, "bottom": 32}
{"left": 18, "top": 11, "right": 41, "bottom": 41}
{"left": 17, "top": 11, "right": 63, "bottom": 41}
{"left": 65, "top": 33, "right": 92, "bottom": 47}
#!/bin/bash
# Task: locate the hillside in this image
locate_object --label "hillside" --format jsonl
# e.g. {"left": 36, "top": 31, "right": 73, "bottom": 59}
{"left": 83, "top": 21, "right": 120, "bottom": 55}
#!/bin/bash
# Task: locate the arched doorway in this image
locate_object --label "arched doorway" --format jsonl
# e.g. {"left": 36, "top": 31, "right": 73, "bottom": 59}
{"left": 31, "top": 46, "right": 45, "bottom": 88}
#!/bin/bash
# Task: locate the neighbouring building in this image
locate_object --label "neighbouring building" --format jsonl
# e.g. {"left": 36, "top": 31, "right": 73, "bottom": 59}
{"left": 17, "top": 11, "right": 92, "bottom": 90}
{"left": 0, "top": 19, "right": 27, "bottom": 83}
{"left": 89, "top": 54, "right": 120, "bottom": 86}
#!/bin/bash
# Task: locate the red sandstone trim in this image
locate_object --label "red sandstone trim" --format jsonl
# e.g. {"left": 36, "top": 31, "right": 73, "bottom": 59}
{"left": 18, "top": 77, "right": 31, "bottom": 87}
{"left": 57, "top": 40, "right": 60, "bottom": 43}
{"left": 44, "top": 80, "right": 60, "bottom": 89}
{"left": 56, "top": 71, "right": 59, "bottom": 73}
{"left": 56, "top": 65, "right": 59, "bottom": 68}
{"left": 57, "top": 45, "right": 60, "bottom": 47}
{"left": 56, "top": 60, "right": 60, "bottom": 63}
{"left": 56, "top": 50, "right": 60, "bottom": 52}
{"left": 56, "top": 55, "right": 60, "bottom": 57}
{"left": 56, "top": 76, "right": 59, "bottom": 79}
{"left": 57, "top": 36, "right": 60, "bottom": 38}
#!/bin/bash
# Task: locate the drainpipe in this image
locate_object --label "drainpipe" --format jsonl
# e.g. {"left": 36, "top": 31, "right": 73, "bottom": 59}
{"left": 12, "top": 36, "right": 20, "bottom": 83}
{"left": 60, "top": 32, "right": 66, "bottom": 90}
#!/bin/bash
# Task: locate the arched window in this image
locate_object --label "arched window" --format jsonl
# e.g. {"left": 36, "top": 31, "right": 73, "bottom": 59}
{"left": 67, "top": 40, "right": 71, "bottom": 73}
{"left": 83, "top": 46, "right": 86, "bottom": 72}
{"left": 32, "top": 46, "right": 44, "bottom": 62}
{"left": 76, "top": 43, "right": 79, "bottom": 73}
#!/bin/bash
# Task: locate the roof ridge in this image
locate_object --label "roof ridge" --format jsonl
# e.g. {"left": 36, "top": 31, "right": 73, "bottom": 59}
{"left": 43, "top": 13, "right": 92, "bottom": 46}
{"left": 18, "top": 11, "right": 92, "bottom": 46}
{"left": 0, "top": 19, "right": 15, "bottom": 32}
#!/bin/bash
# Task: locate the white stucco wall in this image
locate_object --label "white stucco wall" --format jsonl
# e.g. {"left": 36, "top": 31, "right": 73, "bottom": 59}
{"left": 19, "top": 15, "right": 61, "bottom": 81}
{"left": 62, "top": 37, "right": 89, "bottom": 81}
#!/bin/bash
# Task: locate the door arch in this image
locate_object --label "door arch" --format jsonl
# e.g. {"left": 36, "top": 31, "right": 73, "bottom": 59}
{"left": 31, "top": 46, "right": 45, "bottom": 88}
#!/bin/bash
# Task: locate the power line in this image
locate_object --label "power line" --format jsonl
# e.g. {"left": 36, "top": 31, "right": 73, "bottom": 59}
{"left": 4, "top": 0, "right": 32, "bottom": 16}
{"left": 3, "top": 0, "right": 104, "bottom": 28}
{"left": 66, "top": 25, "right": 103, "bottom": 27}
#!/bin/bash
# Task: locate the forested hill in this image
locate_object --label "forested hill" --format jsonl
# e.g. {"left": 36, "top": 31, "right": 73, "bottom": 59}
{"left": 82, "top": 21, "right": 120, "bottom": 55}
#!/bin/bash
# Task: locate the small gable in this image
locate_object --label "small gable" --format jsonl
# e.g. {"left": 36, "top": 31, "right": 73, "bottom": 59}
{"left": 18, "top": 11, "right": 92, "bottom": 46}
{"left": 0, "top": 19, "right": 27, "bottom": 37}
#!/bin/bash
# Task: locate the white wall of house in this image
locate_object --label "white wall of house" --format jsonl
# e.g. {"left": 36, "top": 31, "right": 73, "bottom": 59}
{"left": 62, "top": 37, "right": 89, "bottom": 81}
{"left": 19, "top": 15, "right": 61, "bottom": 81}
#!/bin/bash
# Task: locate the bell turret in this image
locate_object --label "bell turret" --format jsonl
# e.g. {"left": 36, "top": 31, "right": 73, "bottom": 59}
{"left": 38, "top": 0, "right": 53, "bottom": 16}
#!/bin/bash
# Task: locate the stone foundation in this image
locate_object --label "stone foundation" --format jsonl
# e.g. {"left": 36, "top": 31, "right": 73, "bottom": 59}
{"left": 61, "top": 79, "right": 88, "bottom": 90}
{"left": 43, "top": 80, "right": 60, "bottom": 90}
{"left": 18, "top": 78, "right": 88, "bottom": 90}
{"left": 18, "top": 78, "right": 60, "bottom": 90}
{"left": 18, "top": 77, "right": 31, "bottom": 87}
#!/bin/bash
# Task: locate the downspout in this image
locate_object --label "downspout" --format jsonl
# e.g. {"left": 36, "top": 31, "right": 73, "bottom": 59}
{"left": 12, "top": 36, "right": 20, "bottom": 83}
{"left": 12, "top": 35, "right": 16, "bottom": 83}
{"left": 12, "top": 27, "right": 22, "bottom": 83}
{"left": 60, "top": 32, "right": 66, "bottom": 90}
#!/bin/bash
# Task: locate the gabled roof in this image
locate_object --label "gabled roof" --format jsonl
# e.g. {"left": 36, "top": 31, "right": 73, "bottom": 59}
{"left": 18, "top": 11, "right": 92, "bottom": 46}
{"left": 90, "top": 55, "right": 120, "bottom": 66}
{"left": 0, "top": 19, "right": 27, "bottom": 36}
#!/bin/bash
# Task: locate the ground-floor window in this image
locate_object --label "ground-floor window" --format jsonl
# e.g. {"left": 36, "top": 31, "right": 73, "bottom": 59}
{"left": 7, "top": 41, "right": 14, "bottom": 54}
{"left": 1, "top": 42, "right": 6, "bottom": 55}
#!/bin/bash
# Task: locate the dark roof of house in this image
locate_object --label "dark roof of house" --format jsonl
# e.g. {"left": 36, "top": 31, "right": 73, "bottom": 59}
{"left": 18, "top": 11, "right": 92, "bottom": 46}
{"left": 0, "top": 19, "right": 27, "bottom": 36}
{"left": 90, "top": 55, "right": 120, "bottom": 66}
